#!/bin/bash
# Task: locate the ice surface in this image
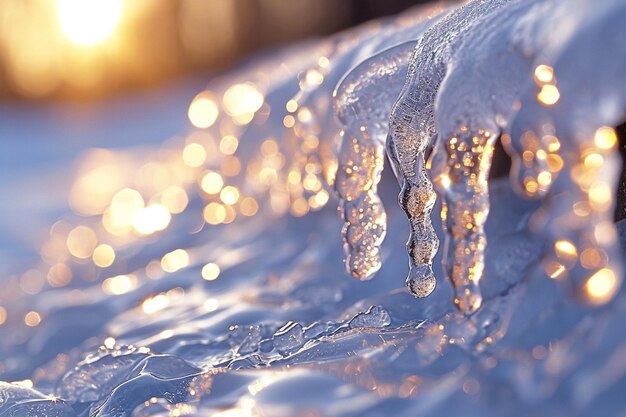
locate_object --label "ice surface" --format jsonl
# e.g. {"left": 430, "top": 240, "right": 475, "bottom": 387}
{"left": 348, "top": 305, "right": 391, "bottom": 329}
{"left": 1, "top": 0, "right": 626, "bottom": 416}
{"left": 272, "top": 322, "right": 305, "bottom": 356}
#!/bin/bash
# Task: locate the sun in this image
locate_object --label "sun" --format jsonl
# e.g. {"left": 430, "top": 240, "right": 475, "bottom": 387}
{"left": 58, "top": 0, "right": 123, "bottom": 46}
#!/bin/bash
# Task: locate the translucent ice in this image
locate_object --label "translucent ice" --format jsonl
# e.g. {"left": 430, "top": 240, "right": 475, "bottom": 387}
{"left": 348, "top": 305, "right": 391, "bottom": 329}
{"left": 56, "top": 346, "right": 151, "bottom": 403}
{"left": 272, "top": 321, "right": 305, "bottom": 356}
{"left": 387, "top": 0, "right": 510, "bottom": 310}
{"left": 0, "top": 382, "right": 76, "bottom": 417}
{"left": 235, "top": 325, "right": 262, "bottom": 355}
{"left": 380, "top": 0, "right": 624, "bottom": 311}
{"left": 334, "top": 43, "right": 414, "bottom": 279}
{"left": 2, "top": 0, "right": 626, "bottom": 416}
{"left": 332, "top": 12, "right": 444, "bottom": 280}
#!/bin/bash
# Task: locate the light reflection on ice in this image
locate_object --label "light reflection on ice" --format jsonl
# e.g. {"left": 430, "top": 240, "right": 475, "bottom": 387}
{"left": 1, "top": 0, "right": 626, "bottom": 416}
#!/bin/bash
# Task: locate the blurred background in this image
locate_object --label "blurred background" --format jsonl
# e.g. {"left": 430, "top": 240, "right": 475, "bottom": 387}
{"left": 0, "top": 0, "right": 437, "bottom": 276}
{"left": 0, "top": 0, "right": 432, "bottom": 101}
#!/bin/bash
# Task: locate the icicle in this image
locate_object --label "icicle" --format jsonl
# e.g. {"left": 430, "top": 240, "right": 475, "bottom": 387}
{"left": 387, "top": 0, "right": 509, "bottom": 303}
{"left": 333, "top": 42, "right": 416, "bottom": 279}
{"left": 279, "top": 6, "right": 443, "bottom": 223}
{"left": 432, "top": 127, "right": 497, "bottom": 312}
{"left": 426, "top": 0, "right": 544, "bottom": 312}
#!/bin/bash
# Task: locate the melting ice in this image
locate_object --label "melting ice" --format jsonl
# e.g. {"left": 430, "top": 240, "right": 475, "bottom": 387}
{"left": 1, "top": 0, "right": 626, "bottom": 416}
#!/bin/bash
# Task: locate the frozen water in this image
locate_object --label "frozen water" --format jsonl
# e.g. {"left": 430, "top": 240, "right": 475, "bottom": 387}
{"left": 388, "top": 0, "right": 512, "bottom": 309}
{"left": 1, "top": 0, "right": 626, "bottom": 416}
{"left": 348, "top": 305, "right": 391, "bottom": 329}
{"left": 272, "top": 322, "right": 305, "bottom": 357}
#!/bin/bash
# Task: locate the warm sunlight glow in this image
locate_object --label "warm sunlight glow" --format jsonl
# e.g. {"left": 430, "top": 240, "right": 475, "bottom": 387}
{"left": 239, "top": 197, "right": 259, "bottom": 217}
{"left": 93, "top": 244, "right": 116, "bottom": 268}
{"left": 58, "top": 0, "right": 123, "bottom": 46}
{"left": 204, "top": 203, "right": 227, "bottom": 225}
{"left": 102, "top": 275, "right": 136, "bottom": 295}
{"left": 594, "top": 126, "right": 618, "bottom": 150}
{"left": 220, "top": 186, "right": 240, "bottom": 205}
{"left": 142, "top": 294, "right": 170, "bottom": 314}
{"left": 201, "top": 263, "right": 221, "bottom": 281}
{"left": 534, "top": 64, "right": 554, "bottom": 84}
{"left": 24, "top": 311, "right": 41, "bottom": 327}
{"left": 160, "top": 186, "right": 189, "bottom": 214}
{"left": 537, "top": 84, "right": 560, "bottom": 106}
{"left": 584, "top": 268, "right": 618, "bottom": 305}
{"left": 104, "top": 337, "right": 116, "bottom": 349}
{"left": 103, "top": 188, "right": 145, "bottom": 236}
{"left": 223, "top": 83, "right": 264, "bottom": 124}
{"left": 161, "top": 249, "right": 190, "bottom": 273}
{"left": 182, "top": 143, "right": 207, "bottom": 167}
{"left": 66, "top": 226, "right": 98, "bottom": 259}
{"left": 133, "top": 204, "right": 171, "bottom": 235}
{"left": 188, "top": 93, "right": 219, "bottom": 128}
{"left": 201, "top": 172, "right": 224, "bottom": 194}
{"left": 554, "top": 240, "right": 578, "bottom": 260}
{"left": 544, "top": 260, "right": 566, "bottom": 279}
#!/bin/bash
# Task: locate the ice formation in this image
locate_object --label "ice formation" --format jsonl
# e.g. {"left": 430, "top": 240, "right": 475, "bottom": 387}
{"left": 338, "top": 0, "right": 624, "bottom": 312}
{"left": 2, "top": 0, "right": 626, "bottom": 416}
